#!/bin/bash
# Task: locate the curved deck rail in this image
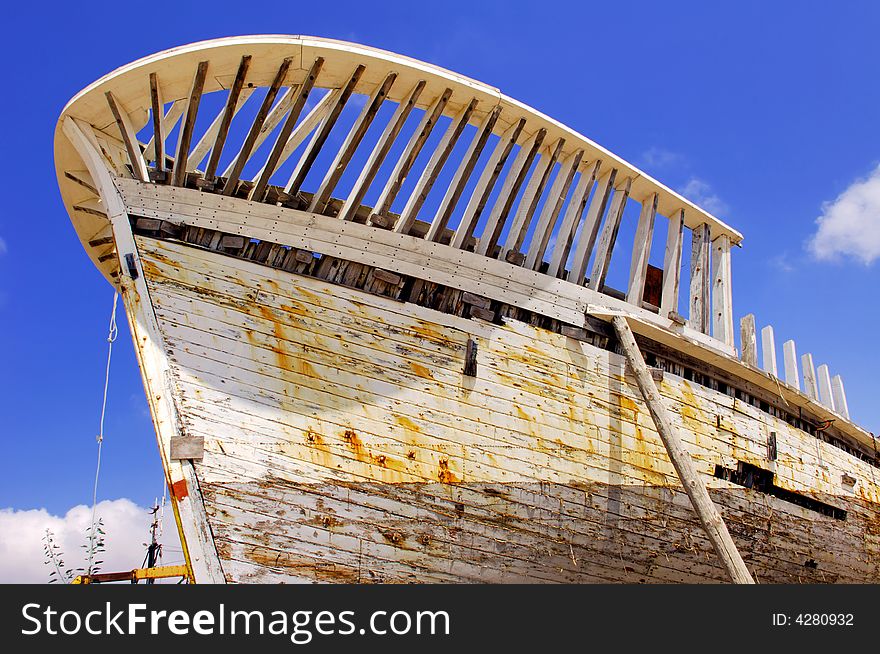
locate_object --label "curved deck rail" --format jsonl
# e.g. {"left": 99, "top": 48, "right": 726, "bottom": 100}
{"left": 55, "top": 35, "right": 742, "bottom": 344}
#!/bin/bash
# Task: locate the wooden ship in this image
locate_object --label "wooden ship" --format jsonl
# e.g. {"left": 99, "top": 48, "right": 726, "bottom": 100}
{"left": 55, "top": 36, "right": 879, "bottom": 584}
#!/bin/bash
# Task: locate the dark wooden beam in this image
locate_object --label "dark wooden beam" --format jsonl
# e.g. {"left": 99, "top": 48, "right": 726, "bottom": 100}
{"left": 204, "top": 55, "right": 252, "bottom": 182}
{"left": 171, "top": 60, "right": 210, "bottom": 186}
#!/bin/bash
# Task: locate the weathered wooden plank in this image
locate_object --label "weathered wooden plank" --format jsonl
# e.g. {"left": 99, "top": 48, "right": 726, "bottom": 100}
{"left": 171, "top": 61, "right": 210, "bottom": 187}
{"left": 782, "top": 339, "right": 800, "bottom": 390}
{"left": 761, "top": 325, "right": 778, "bottom": 377}
{"left": 801, "top": 353, "right": 818, "bottom": 400}
{"left": 308, "top": 70, "right": 395, "bottom": 213}
{"left": 425, "top": 105, "right": 501, "bottom": 242}
{"left": 143, "top": 100, "right": 185, "bottom": 163}
{"left": 568, "top": 169, "right": 616, "bottom": 285}
{"left": 221, "top": 58, "right": 293, "bottom": 195}
{"left": 588, "top": 177, "right": 632, "bottom": 290}
{"left": 547, "top": 160, "right": 601, "bottom": 278}
{"left": 148, "top": 73, "right": 166, "bottom": 173}
{"left": 450, "top": 118, "right": 525, "bottom": 249}
{"left": 659, "top": 209, "right": 685, "bottom": 317}
{"left": 370, "top": 89, "right": 452, "bottom": 223}
{"left": 104, "top": 91, "right": 149, "bottom": 182}
{"left": 251, "top": 57, "right": 325, "bottom": 201}
{"left": 501, "top": 137, "right": 565, "bottom": 261}
{"left": 525, "top": 148, "right": 583, "bottom": 270}
{"left": 831, "top": 375, "right": 850, "bottom": 420}
{"left": 817, "top": 364, "right": 835, "bottom": 411}
{"left": 394, "top": 98, "right": 478, "bottom": 235}
{"left": 711, "top": 234, "right": 734, "bottom": 346}
{"left": 689, "top": 223, "right": 711, "bottom": 333}
{"left": 626, "top": 193, "right": 658, "bottom": 304}
{"left": 338, "top": 81, "right": 426, "bottom": 222}
{"left": 740, "top": 314, "right": 758, "bottom": 367}
{"left": 202, "top": 55, "right": 252, "bottom": 181}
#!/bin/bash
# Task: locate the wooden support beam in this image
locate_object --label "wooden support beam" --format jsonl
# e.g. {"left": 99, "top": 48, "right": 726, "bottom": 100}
{"left": 171, "top": 61, "right": 209, "bottom": 187}
{"left": 309, "top": 69, "right": 395, "bottom": 213}
{"left": 425, "top": 105, "right": 501, "bottom": 242}
{"left": 285, "top": 64, "right": 366, "bottom": 198}
{"left": 588, "top": 177, "right": 632, "bottom": 290}
{"left": 474, "top": 127, "right": 545, "bottom": 256}
{"left": 626, "top": 193, "right": 658, "bottom": 304}
{"left": 782, "top": 339, "right": 800, "bottom": 389}
{"left": 525, "top": 148, "right": 583, "bottom": 270}
{"left": 450, "top": 118, "right": 526, "bottom": 249}
{"left": 148, "top": 73, "right": 166, "bottom": 172}
{"left": 761, "top": 325, "right": 778, "bottom": 377}
{"left": 105, "top": 91, "right": 149, "bottom": 182}
{"left": 190, "top": 89, "right": 255, "bottom": 173}
{"left": 202, "top": 55, "right": 252, "bottom": 181}
{"left": 547, "top": 160, "right": 601, "bottom": 278}
{"left": 609, "top": 315, "right": 754, "bottom": 585}
{"left": 338, "top": 80, "right": 426, "bottom": 222}
{"left": 371, "top": 89, "right": 451, "bottom": 222}
{"left": 221, "top": 58, "right": 293, "bottom": 195}
{"left": 501, "top": 138, "right": 565, "bottom": 261}
{"left": 660, "top": 209, "right": 685, "bottom": 317}
{"left": 711, "top": 234, "right": 734, "bottom": 346}
{"left": 817, "top": 364, "right": 835, "bottom": 410}
{"left": 689, "top": 223, "right": 711, "bottom": 333}
{"left": 143, "top": 100, "right": 185, "bottom": 163}
{"left": 740, "top": 314, "right": 758, "bottom": 367}
{"left": 252, "top": 57, "right": 325, "bottom": 201}
{"left": 831, "top": 375, "right": 849, "bottom": 419}
{"left": 568, "top": 169, "right": 616, "bottom": 285}
{"left": 801, "top": 353, "right": 818, "bottom": 400}
{"left": 394, "top": 98, "right": 478, "bottom": 234}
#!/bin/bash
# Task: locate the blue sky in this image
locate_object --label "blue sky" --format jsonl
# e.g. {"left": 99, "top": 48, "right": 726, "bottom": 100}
{"left": 1, "top": 1, "right": 878, "bottom": 577}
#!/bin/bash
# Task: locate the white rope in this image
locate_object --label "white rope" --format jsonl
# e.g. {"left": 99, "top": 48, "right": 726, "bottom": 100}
{"left": 87, "top": 291, "right": 119, "bottom": 574}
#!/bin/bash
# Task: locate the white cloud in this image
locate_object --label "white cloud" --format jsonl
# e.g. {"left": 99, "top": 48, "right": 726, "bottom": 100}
{"left": 808, "top": 165, "right": 880, "bottom": 265}
{"left": 640, "top": 147, "right": 683, "bottom": 170}
{"left": 678, "top": 177, "right": 728, "bottom": 216}
{"left": 0, "top": 498, "right": 182, "bottom": 583}
{"left": 0, "top": 236, "right": 7, "bottom": 255}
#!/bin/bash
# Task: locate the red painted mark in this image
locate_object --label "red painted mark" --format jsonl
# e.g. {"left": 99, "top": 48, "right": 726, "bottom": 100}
{"left": 171, "top": 479, "right": 188, "bottom": 500}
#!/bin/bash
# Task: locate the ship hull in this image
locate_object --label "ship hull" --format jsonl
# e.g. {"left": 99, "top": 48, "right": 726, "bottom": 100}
{"left": 134, "top": 233, "right": 880, "bottom": 584}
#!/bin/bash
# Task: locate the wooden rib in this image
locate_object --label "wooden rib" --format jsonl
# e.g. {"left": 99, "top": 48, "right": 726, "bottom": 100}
{"left": 170, "top": 61, "right": 209, "bottom": 186}
{"left": 831, "top": 375, "right": 849, "bottom": 419}
{"left": 475, "top": 128, "right": 545, "bottom": 256}
{"left": 338, "top": 81, "right": 426, "bottom": 222}
{"left": 740, "top": 314, "right": 758, "bottom": 367}
{"left": 190, "top": 88, "right": 256, "bottom": 172}
{"left": 501, "top": 138, "right": 564, "bottom": 261}
{"left": 659, "top": 209, "right": 685, "bottom": 316}
{"left": 782, "top": 339, "right": 800, "bottom": 389}
{"left": 525, "top": 148, "right": 583, "bottom": 270}
{"left": 64, "top": 170, "right": 99, "bottom": 195}
{"left": 393, "top": 98, "right": 478, "bottom": 235}
{"left": 689, "top": 223, "right": 712, "bottom": 333}
{"left": 370, "top": 89, "right": 451, "bottom": 222}
{"left": 817, "top": 364, "right": 835, "bottom": 410}
{"left": 425, "top": 105, "right": 501, "bottom": 242}
{"left": 250, "top": 90, "right": 338, "bottom": 186}
{"left": 450, "top": 118, "right": 525, "bottom": 249}
{"left": 801, "top": 353, "right": 818, "bottom": 400}
{"left": 252, "top": 57, "right": 325, "bottom": 201}
{"left": 284, "top": 65, "right": 366, "bottom": 198}
{"left": 148, "top": 73, "right": 166, "bottom": 172}
{"left": 547, "top": 160, "right": 601, "bottom": 278}
{"left": 567, "top": 168, "right": 616, "bottom": 284}
{"left": 309, "top": 70, "right": 395, "bottom": 213}
{"left": 711, "top": 234, "right": 734, "bottom": 346}
{"left": 105, "top": 91, "right": 149, "bottom": 182}
{"left": 761, "top": 325, "right": 778, "bottom": 377}
{"left": 588, "top": 177, "right": 632, "bottom": 290}
{"left": 143, "top": 100, "right": 185, "bottom": 162}
{"left": 201, "top": 55, "right": 252, "bottom": 181}
{"left": 221, "top": 58, "right": 293, "bottom": 195}
{"left": 626, "top": 193, "right": 659, "bottom": 304}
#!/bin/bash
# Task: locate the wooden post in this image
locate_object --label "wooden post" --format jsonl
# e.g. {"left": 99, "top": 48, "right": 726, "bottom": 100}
{"left": 711, "top": 234, "right": 734, "bottom": 346}
{"left": 801, "top": 353, "right": 818, "bottom": 400}
{"left": 659, "top": 209, "right": 684, "bottom": 317}
{"left": 831, "top": 375, "right": 850, "bottom": 419}
{"left": 588, "top": 177, "right": 632, "bottom": 291}
{"left": 782, "top": 340, "right": 800, "bottom": 390}
{"left": 817, "top": 364, "right": 835, "bottom": 410}
{"left": 547, "top": 160, "right": 601, "bottom": 278}
{"left": 761, "top": 325, "right": 778, "bottom": 377}
{"left": 609, "top": 315, "right": 754, "bottom": 584}
{"left": 740, "top": 314, "right": 758, "bottom": 367}
{"left": 689, "top": 223, "right": 711, "bottom": 333}
{"left": 626, "top": 193, "right": 658, "bottom": 304}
